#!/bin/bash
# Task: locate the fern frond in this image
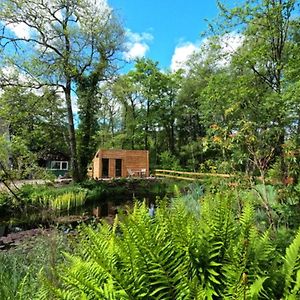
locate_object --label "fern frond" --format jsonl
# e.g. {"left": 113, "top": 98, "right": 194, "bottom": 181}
{"left": 283, "top": 228, "right": 300, "bottom": 297}
{"left": 248, "top": 276, "right": 268, "bottom": 299}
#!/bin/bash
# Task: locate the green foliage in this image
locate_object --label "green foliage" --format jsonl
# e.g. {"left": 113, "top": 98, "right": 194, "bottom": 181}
{"left": 0, "top": 0, "right": 300, "bottom": 182}
{"left": 0, "top": 191, "right": 11, "bottom": 210}
{"left": 0, "top": 231, "right": 66, "bottom": 300}
{"left": 158, "top": 150, "right": 180, "bottom": 170}
{"left": 4, "top": 184, "right": 89, "bottom": 212}
{"left": 39, "top": 191, "right": 300, "bottom": 299}
{"left": 24, "top": 185, "right": 88, "bottom": 211}
{"left": 282, "top": 228, "right": 300, "bottom": 298}
{"left": 90, "top": 0, "right": 300, "bottom": 178}
{"left": 239, "top": 183, "right": 300, "bottom": 231}
{"left": 0, "top": 87, "right": 69, "bottom": 180}
{"left": 0, "top": 0, "right": 124, "bottom": 182}
{"left": 48, "top": 191, "right": 87, "bottom": 211}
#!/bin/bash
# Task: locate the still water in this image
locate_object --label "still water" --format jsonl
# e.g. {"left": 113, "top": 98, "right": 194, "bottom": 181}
{"left": 0, "top": 192, "right": 159, "bottom": 238}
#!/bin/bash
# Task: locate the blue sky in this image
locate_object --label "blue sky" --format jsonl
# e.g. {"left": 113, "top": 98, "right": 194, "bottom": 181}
{"left": 2, "top": 0, "right": 234, "bottom": 73}
{"left": 108, "top": 0, "right": 220, "bottom": 71}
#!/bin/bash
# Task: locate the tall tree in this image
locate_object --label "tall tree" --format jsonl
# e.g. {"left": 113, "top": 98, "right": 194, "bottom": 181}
{"left": 0, "top": 0, "right": 124, "bottom": 181}
{"left": 154, "top": 71, "right": 181, "bottom": 155}
{"left": 128, "top": 59, "right": 164, "bottom": 150}
{"left": 112, "top": 75, "right": 140, "bottom": 150}
{"left": 214, "top": 0, "right": 298, "bottom": 176}
{"left": 0, "top": 87, "right": 68, "bottom": 156}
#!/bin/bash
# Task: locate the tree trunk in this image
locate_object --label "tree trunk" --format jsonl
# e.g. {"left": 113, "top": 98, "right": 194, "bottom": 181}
{"left": 77, "top": 95, "right": 93, "bottom": 180}
{"left": 170, "top": 122, "right": 175, "bottom": 154}
{"left": 63, "top": 5, "right": 79, "bottom": 182}
{"left": 144, "top": 101, "right": 150, "bottom": 150}
{"left": 65, "top": 81, "right": 80, "bottom": 182}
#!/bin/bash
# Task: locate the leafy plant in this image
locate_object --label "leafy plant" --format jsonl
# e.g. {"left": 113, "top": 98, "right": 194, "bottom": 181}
{"left": 39, "top": 191, "right": 300, "bottom": 299}
{"left": 158, "top": 150, "right": 181, "bottom": 170}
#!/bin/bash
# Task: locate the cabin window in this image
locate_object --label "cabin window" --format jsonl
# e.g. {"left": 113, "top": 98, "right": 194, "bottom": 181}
{"left": 50, "top": 161, "right": 69, "bottom": 170}
{"left": 61, "top": 162, "right": 68, "bottom": 170}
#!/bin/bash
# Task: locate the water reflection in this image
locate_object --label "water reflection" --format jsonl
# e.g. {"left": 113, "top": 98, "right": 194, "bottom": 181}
{"left": 0, "top": 193, "right": 158, "bottom": 238}
{"left": 91, "top": 201, "right": 110, "bottom": 219}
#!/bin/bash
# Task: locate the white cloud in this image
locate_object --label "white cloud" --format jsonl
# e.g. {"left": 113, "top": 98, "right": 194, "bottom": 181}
{"left": 220, "top": 33, "right": 244, "bottom": 54}
{"left": 93, "top": 0, "right": 111, "bottom": 11}
{"left": 123, "top": 30, "right": 153, "bottom": 61}
{"left": 6, "top": 22, "right": 31, "bottom": 39}
{"left": 170, "top": 32, "right": 244, "bottom": 72}
{"left": 171, "top": 42, "right": 199, "bottom": 72}
{"left": 126, "top": 31, "right": 153, "bottom": 44}
{"left": 124, "top": 43, "right": 149, "bottom": 61}
{"left": 216, "top": 33, "right": 244, "bottom": 67}
{"left": 2, "top": 66, "right": 28, "bottom": 82}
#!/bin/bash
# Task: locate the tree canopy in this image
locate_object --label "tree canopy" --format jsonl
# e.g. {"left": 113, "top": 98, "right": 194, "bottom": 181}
{"left": 0, "top": 0, "right": 124, "bottom": 181}
{"left": 0, "top": 0, "right": 299, "bottom": 182}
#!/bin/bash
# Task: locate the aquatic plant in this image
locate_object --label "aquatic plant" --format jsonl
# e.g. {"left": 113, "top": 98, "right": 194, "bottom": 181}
{"left": 19, "top": 185, "right": 88, "bottom": 211}
{"left": 49, "top": 190, "right": 87, "bottom": 211}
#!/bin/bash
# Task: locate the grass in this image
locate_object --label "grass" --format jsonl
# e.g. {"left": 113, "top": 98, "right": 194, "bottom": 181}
{"left": 0, "top": 230, "right": 67, "bottom": 300}
{"left": 49, "top": 190, "right": 87, "bottom": 211}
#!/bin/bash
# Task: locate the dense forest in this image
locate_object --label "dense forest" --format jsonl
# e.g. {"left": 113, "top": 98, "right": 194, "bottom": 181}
{"left": 0, "top": 0, "right": 299, "bottom": 183}
{"left": 1, "top": 0, "right": 300, "bottom": 299}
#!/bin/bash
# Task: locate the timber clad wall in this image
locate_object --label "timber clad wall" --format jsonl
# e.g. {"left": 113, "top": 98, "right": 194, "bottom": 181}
{"left": 92, "top": 149, "right": 149, "bottom": 179}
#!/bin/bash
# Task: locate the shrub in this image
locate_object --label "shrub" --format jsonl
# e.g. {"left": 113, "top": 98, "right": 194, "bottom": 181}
{"left": 158, "top": 150, "right": 180, "bottom": 170}
{"left": 0, "top": 192, "right": 11, "bottom": 211}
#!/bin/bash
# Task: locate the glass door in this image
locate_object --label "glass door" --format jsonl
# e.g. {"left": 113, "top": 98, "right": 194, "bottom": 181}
{"left": 115, "top": 159, "right": 122, "bottom": 177}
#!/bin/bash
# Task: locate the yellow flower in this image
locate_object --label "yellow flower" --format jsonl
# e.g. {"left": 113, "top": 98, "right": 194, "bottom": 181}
{"left": 213, "top": 136, "right": 222, "bottom": 143}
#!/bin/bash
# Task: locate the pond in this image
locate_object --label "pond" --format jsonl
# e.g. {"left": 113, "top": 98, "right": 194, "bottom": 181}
{"left": 0, "top": 189, "right": 165, "bottom": 250}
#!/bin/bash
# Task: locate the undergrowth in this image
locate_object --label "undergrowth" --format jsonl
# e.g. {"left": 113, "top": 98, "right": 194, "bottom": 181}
{"left": 0, "top": 230, "right": 67, "bottom": 300}
{"left": 36, "top": 189, "right": 300, "bottom": 299}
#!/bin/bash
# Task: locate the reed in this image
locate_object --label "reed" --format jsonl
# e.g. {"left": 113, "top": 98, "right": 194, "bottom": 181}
{"left": 21, "top": 185, "right": 88, "bottom": 211}
{"left": 49, "top": 190, "right": 87, "bottom": 211}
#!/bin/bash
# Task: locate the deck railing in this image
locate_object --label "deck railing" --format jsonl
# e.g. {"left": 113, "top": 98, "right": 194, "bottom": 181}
{"left": 154, "top": 169, "right": 233, "bottom": 181}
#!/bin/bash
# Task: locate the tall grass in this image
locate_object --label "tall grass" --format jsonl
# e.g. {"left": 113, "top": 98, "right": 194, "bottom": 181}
{"left": 0, "top": 231, "right": 66, "bottom": 300}
{"left": 49, "top": 190, "right": 87, "bottom": 211}
{"left": 20, "top": 185, "right": 88, "bottom": 211}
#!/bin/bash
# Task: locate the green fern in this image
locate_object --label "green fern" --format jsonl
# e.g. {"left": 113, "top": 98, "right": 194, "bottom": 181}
{"left": 37, "top": 193, "right": 300, "bottom": 299}
{"left": 282, "top": 228, "right": 300, "bottom": 298}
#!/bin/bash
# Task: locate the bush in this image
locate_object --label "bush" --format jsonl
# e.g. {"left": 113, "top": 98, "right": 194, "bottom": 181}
{"left": 0, "top": 192, "right": 11, "bottom": 211}
{"left": 158, "top": 151, "right": 180, "bottom": 170}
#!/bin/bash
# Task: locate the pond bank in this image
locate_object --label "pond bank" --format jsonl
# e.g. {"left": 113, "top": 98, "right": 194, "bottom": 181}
{"left": 0, "top": 178, "right": 178, "bottom": 249}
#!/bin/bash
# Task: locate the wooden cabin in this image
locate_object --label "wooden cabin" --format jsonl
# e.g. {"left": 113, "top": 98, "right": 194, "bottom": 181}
{"left": 91, "top": 149, "right": 149, "bottom": 179}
